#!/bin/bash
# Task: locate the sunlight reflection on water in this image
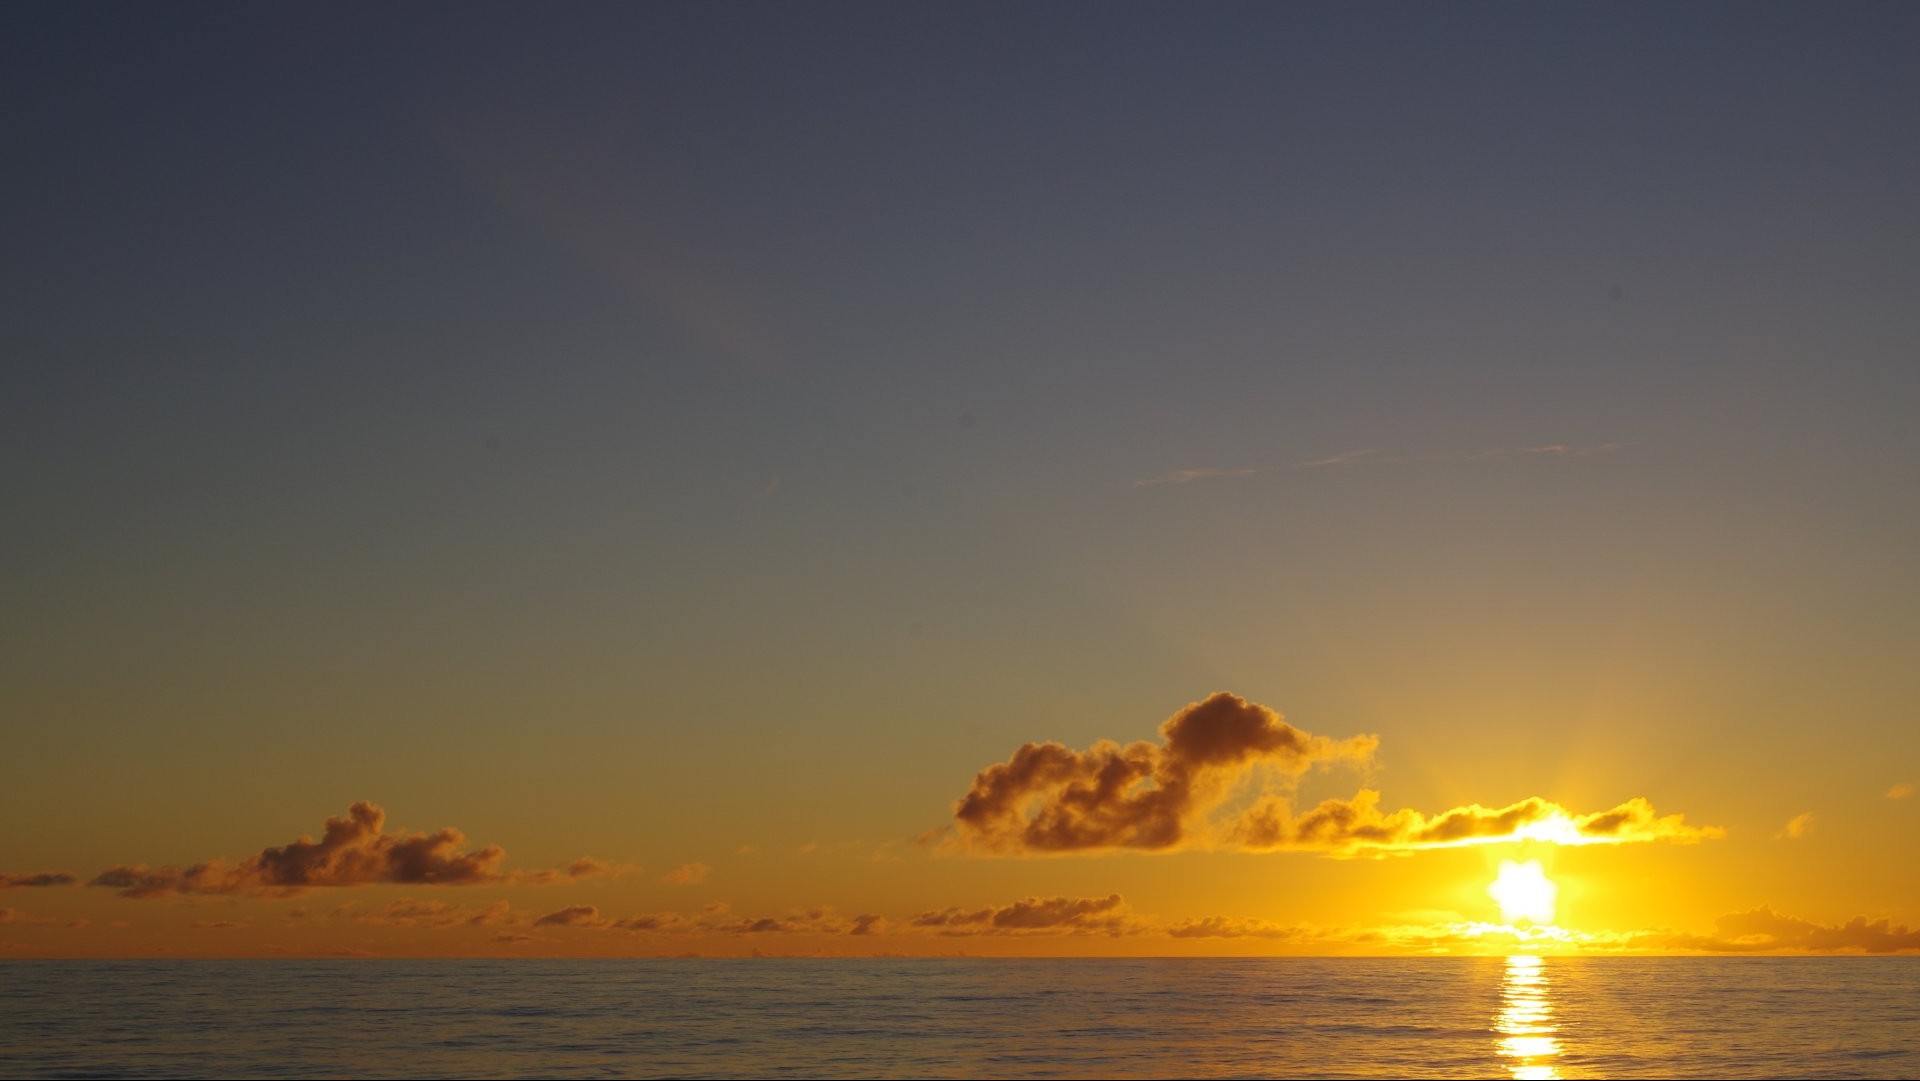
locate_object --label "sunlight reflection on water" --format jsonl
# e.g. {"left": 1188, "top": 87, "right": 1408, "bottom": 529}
{"left": 1496, "top": 954, "right": 1562, "bottom": 1080}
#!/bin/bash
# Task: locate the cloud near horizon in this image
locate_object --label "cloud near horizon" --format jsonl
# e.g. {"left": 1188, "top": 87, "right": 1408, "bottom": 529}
{"left": 942, "top": 693, "right": 1721, "bottom": 855}
{"left": 910, "top": 894, "right": 1143, "bottom": 936}
{"left": 88, "top": 802, "right": 606, "bottom": 898}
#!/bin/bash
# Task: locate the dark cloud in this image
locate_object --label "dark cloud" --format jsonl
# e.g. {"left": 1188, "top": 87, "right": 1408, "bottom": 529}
{"left": 948, "top": 693, "right": 1375, "bottom": 852}
{"left": 849, "top": 914, "right": 886, "bottom": 936}
{"left": 910, "top": 894, "right": 1141, "bottom": 936}
{"left": 0, "top": 872, "right": 78, "bottom": 889}
{"left": 87, "top": 802, "right": 599, "bottom": 898}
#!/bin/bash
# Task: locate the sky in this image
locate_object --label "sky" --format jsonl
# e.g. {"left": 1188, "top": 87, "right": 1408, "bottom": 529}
{"left": 3, "top": 2, "right": 1917, "bottom": 957}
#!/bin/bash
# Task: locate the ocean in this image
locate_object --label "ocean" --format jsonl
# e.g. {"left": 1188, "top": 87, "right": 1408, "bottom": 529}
{"left": 2, "top": 957, "right": 1916, "bottom": 1078}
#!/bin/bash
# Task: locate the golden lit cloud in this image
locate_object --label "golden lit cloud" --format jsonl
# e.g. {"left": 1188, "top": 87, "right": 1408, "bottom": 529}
{"left": 87, "top": 802, "right": 604, "bottom": 898}
{"left": 945, "top": 693, "right": 1720, "bottom": 855}
{"left": 1887, "top": 783, "right": 1914, "bottom": 800}
{"left": 1235, "top": 789, "right": 1723, "bottom": 855}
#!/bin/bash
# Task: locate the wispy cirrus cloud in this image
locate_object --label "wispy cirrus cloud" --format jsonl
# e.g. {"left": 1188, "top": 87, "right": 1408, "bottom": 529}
{"left": 1773, "top": 812, "right": 1816, "bottom": 840}
{"left": 1887, "top": 783, "right": 1914, "bottom": 800}
{"left": 662, "top": 863, "right": 711, "bottom": 885}
{"left": 935, "top": 692, "right": 1719, "bottom": 856}
{"left": 88, "top": 802, "right": 609, "bottom": 899}
{"left": 1133, "top": 442, "right": 1624, "bottom": 487}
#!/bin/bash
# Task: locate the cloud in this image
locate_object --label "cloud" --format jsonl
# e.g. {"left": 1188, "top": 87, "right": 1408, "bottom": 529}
{"left": 1673, "top": 906, "right": 1920, "bottom": 954}
{"left": 1773, "top": 812, "right": 1816, "bottom": 840}
{"left": 943, "top": 693, "right": 1718, "bottom": 855}
{"left": 87, "top": 802, "right": 560, "bottom": 898}
{"left": 1888, "top": 783, "right": 1914, "bottom": 800}
{"left": 533, "top": 905, "right": 606, "bottom": 929}
{"left": 0, "top": 872, "right": 77, "bottom": 889}
{"left": 945, "top": 692, "right": 1376, "bottom": 853}
{"left": 356, "top": 898, "right": 519, "bottom": 929}
{"left": 909, "top": 894, "right": 1142, "bottom": 936}
{"left": 1133, "top": 466, "right": 1264, "bottom": 487}
{"left": 1134, "top": 443, "right": 1624, "bottom": 486}
{"left": 663, "top": 862, "right": 711, "bottom": 885}
{"left": 1165, "top": 916, "right": 1310, "bottom": 940}
{"left": 0, "top": 907, "right": 57, "bottom": 926}
{"left": 1234, "top": 789, "right": 1722, "bottom": 855}
{"left": 610, "top": 912, "right": 684, "bottom": 932}
{"left": 191, "top": 920, "right": 246, "bottom": 930}
{"left": 525, "top": 901, "right": 870, "bottom": 938}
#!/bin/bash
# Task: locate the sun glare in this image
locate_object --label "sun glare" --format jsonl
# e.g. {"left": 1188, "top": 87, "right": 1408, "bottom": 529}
{"left": 1488, "top": 860, "right": 1557, "bottom": 925}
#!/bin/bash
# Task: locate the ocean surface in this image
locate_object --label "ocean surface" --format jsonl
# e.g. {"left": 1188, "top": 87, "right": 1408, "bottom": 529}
{"left": 2, "top": 957, "right": 1916, "bottom": 1079}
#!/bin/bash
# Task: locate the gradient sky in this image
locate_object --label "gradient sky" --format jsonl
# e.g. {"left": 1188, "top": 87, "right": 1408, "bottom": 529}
{"left": 3, "top": 2, "right": 1917, "bottom": 957}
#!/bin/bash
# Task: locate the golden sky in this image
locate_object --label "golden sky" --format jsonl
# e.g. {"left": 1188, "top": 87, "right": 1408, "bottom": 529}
{"left": 5, "top": 6, "right": 1919, "bottom": 959}
{"left": 5, "top": 692, "right": 1915, "bottom": 957}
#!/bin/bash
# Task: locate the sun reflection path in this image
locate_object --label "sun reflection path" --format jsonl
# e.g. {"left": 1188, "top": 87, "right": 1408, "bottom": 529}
{"left": 1495, "top": 954, "right": 1561, "bottom": 1081}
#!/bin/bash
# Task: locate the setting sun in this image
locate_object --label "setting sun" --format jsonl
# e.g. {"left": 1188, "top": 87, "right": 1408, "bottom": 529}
{"left": 1488, "top": 860, "right": 1558, "bottom": 926}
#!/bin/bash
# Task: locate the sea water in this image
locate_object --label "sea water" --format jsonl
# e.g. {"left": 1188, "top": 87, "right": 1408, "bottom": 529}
{"left": 2, "top": 957, "right": 1916, "bottom": 1078}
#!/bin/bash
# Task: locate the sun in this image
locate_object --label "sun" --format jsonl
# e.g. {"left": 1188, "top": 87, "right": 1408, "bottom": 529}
{"left": 1488, "top": 859, "right": 1557, "bottom": 925}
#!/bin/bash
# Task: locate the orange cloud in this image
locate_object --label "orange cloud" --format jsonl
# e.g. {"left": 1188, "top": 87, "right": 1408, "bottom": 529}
{"left": 1887, "top": 783, "right": 1914, "bottom": 800}
{"left": 0, "top": 872, "right": 77, "bottom": 889}
{"left": 0, "top": 907, "right": 58, "bottom": 926}
{"left": 1235, "top": 789, "right": 1722, "bottom": 854}
{"left": 945, "top": 693, "right": 1718, "bottom": 855}
{"left": 946, "top": 692, "right": 1376, "bottom": 852}
{"left": 663, "top": 862, "right": 711, "bottom": 885}
{"left": 88, "top": 802, "right": 596, "bottom": 898}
